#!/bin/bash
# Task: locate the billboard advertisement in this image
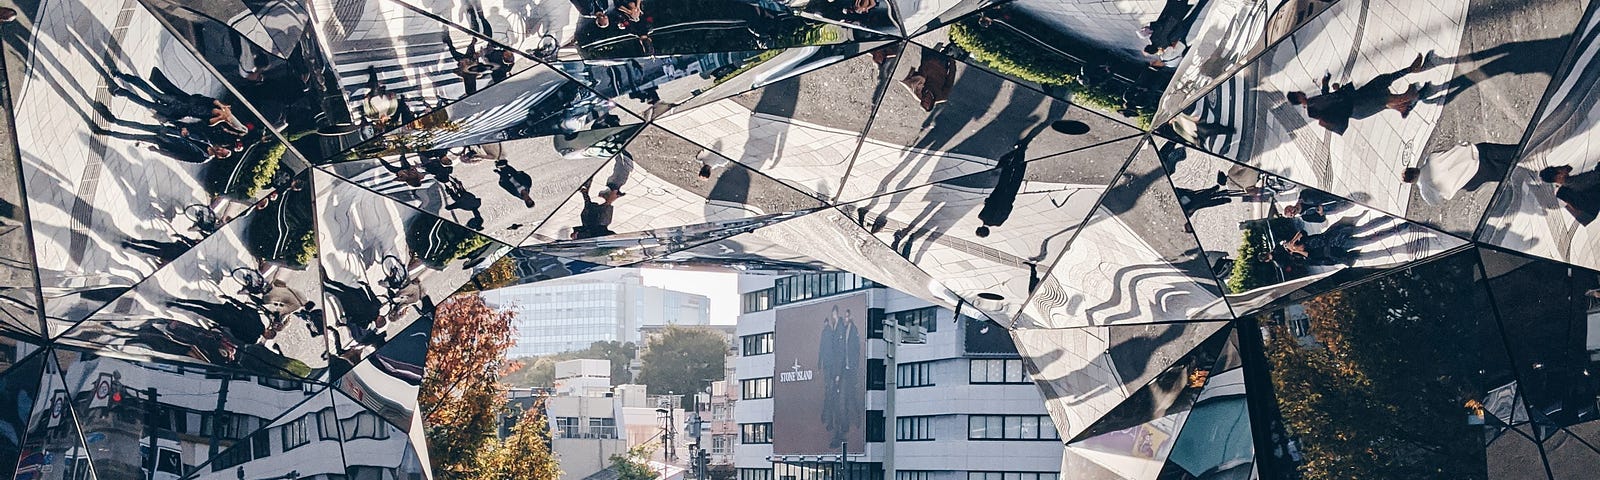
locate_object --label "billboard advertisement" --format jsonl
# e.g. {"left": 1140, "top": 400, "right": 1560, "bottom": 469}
{"left": 772, "top": 292, "right": 869, "bottom": 455}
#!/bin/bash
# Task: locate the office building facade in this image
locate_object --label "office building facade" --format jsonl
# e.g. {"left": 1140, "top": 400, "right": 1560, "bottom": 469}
{"left": 481, "top": 270, "right": 712, "bottom": 357}
{"left": 732, "top": 273, "right": 1063, "bottom": 480}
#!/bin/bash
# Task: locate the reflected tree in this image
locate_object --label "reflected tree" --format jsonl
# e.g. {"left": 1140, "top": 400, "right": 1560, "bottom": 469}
{"left": 1264, "top": 256, "right": 1494, "bottom": 480}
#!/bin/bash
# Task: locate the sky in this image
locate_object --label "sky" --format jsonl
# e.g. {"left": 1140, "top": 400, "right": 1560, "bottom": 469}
{"left": 640, "top": 267, "right": 741, "bottom": 325}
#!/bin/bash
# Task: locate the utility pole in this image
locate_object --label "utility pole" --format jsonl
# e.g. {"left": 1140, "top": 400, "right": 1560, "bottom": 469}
{"left": 143, "top": 387, "right": 159, "bottom": 480}
{"left": 209, "top": 378, "right": 229, "bottom": 460}
{"left": 884, "top": 320, "right": 924, "bottom": 480}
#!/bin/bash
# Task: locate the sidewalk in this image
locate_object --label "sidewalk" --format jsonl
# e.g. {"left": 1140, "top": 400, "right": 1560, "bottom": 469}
{"left": 1479, "top": 7, "right": 1600, "bottom": 272}
{"left": 9, "top": 0, "right": 241, "bottom": 331}
{"left": 1248, "top": 0, "right": 1470, "bottom": 215}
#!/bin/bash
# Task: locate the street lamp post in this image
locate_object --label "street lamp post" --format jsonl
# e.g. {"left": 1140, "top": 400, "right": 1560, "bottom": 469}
{"left": 883, "top": 320, "right": 925, "bottom": 480}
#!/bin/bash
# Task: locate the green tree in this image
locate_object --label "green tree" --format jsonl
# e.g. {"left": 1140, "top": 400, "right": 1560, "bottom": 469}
{"left": 502, "top": 341, "right": 638, "bottom": 388}
{"left": 420, "top": 293, "right": 521, "bottom": 480}
{"left": 610, "top": 444, "right": 657, "bottom": 480}
{"left": 636, "top": 326, "right": 727, "bottom": 407}
{"left": 474, "top": 397, "right": 562, "bottom": 480}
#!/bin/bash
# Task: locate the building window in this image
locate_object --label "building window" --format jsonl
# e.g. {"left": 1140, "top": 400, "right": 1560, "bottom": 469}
{"left": 896, "top": 416, "right": 934, "bottom": 441}
{"left": 590, "top": 417, "right": 618, "bottom": 438}
{"left": 740, "top": 469, "right": 775, "bottom": 480}
{"left": 280, "top": 414, "right": 312, "bottom": 451}
{"left": 868, "top": 359, "right": 886, "bottom": 390}
{"left": 341, "top": 411, "right": 391, "bottom": 440}
{"left": 741, "top": 423, "right": 773, "bottom": 444}
{"left": 772, "top": 272, "right": 876, "bottom": 306}
{"left": 317, "top": 408, "right": 340, "bottom": 440}
{"left": 867, "top": 410, "right": 885, "bottom": 442}
{"left": 899, "top": 472, "right": 934, "bottom": 480}
{"left": 742, "top": 333, "right": 774, "bottom": 356}
{"left": 969, "top": 359, "right": 1030, "bottom": 384}
{"left": 888, "top": 307, "right": 938, "bottom": 333}
{"left": 897, "top": 361, "right": 935, "bottom": 388}
{"left": 967, "top": 415, "right": 1059, "bottom": 440}
{"left": 968, "top": 473, "right": 1058, "bottom": 480}
{"left": 741, "top": 377, "right": 773, "bottom": 400}
{"left": 743, "top": 289, "right": 774, "bottom": 313}
{"left": 712, "top": 436, "right": 732, "bottom": 455}
{"left": 556, "top": 417, "right": 581, "bottom": 438}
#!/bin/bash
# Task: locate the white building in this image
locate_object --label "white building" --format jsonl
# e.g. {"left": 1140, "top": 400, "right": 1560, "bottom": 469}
{"left": 482, "top": 269, "right": 713, "bottom": 357}
{"left": 532, "top": 360, "right": 690, "bottom": 480}
{"left": 732, "top": 273, "right": 1063, "bottom": 480}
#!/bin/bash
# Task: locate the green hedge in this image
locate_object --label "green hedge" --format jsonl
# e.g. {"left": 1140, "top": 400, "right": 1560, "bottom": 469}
{"left": 408, "top": 217, "right": 495, "bottom": 268}
{"left": 1226, "top": 224, "right": 1271, "bottom": 294}
{"left": 948, "top": 20, "right": 1153, "bottom": 128}
{"left": 1225, "top": 218, "right": 1300, "bottom": 293}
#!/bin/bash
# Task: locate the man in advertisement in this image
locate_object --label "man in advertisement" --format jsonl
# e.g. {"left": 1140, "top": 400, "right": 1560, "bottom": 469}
{"left": 774, "top": 294, "right": 868, "bottom": 455}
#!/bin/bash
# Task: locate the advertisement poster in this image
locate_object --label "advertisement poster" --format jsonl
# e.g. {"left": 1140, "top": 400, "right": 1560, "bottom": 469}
{"left": 772, "top": 292, "right": 868, "bottom": 455}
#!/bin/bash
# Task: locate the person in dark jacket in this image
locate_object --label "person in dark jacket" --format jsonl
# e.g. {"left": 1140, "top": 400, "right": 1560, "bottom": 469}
{"left": 1541, "top": 164, "right": 1600, "bottom": 225}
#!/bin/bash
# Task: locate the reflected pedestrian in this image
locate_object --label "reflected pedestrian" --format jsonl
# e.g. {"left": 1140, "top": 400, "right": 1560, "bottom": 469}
{"left": 1539, "top": 164, "right": 1600, "bottom": 225}
{"left": 442, "top": 178, "right": 486, "bottom": 230}
{"left": 494, "top": 159, "right": 538, "bottom": 208}
{"left": 110, "top": 68, "right": 242, "bottom": 132}
{"left": 1282, "top": 189, "right": 1349, "bottom": 223}
{"left": 1287, "top": 54, "right": 1427, "bottom": 134}
{"left": 379, "top": 154, "right": 426, "bottom": 188}
{"left": 1142, "top": 0, "right": 1204, "bottom": 65}
{"left": 572, "top": 182, "right": 619, "bottom": 239}
{"left": 976, "top": 139, "right": 1031, "bottom": 238}
{"left": 420, "top": 150, "right": 456, "bottom": 182}
{"left": 444, "top": 31, "right": 488, "bottom": 95}
{"left": 697, "top": 148, "right": 730, "bottom": 179}
{"left": 238, "top": 42, "right": 271, "bottom": 83}
{"left": 1280, "top": 229, "right": 1358, "bottom": 266}
{"left": 1402, "top": 142, "right": 1517, "bottom": 205}
{"left": 361, "top": 66, "right": 400, "bottom": 128}
{"left": 1174, "top": 185, "right": 1240, "bottom": 215}
{"left": 604, "top": 151, "right": 635, "bottom": 197}
{"left": 108, "top": 123, "right": 236, "bottom": 163}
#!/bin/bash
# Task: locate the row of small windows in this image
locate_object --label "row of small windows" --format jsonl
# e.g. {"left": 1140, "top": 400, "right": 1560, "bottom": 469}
{"left": 968, "top": 473, "right": 1058, "bottom": 480}
{"left": 741, "top": 332, "right": 774, "bottom": 356}
{"left": 742, "top": 377, "right": 773, "bottom": 400}
{"left": 742, "top": 272, "right": 878, "bottom": 312}
{"left": 741, "top": 422, "right": 773, "bottom": 444}
{"left": 968, "top": 415, "right": 1059, "bottom": 441}
{"left": 896, "top": 416, "right": 934, "bottom": 441}
{"left": 895, "top": 473, "right": 1057, "bottom": 480}
{"left": 216, "top": 409, "right": 390, "bottom": 471}
{"left": 740, "top": 469, "right": 776, "bottom": 480}
{"left": 888, "top": 307, "right": 938, "bottom": 333}
{"left": 969, "top": 359, "right": 1031, "bottom": 384}
{"left": 897, "top": 359, "right": 1030, "bottom": 388}
{"left": 897, "top": 361, "right": 935, "bottom": 388}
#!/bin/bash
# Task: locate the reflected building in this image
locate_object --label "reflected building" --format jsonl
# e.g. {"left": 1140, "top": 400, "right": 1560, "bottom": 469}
{"left": 480, "top": 270, "right": 711, "bottom": 357}
{"left": 7, "top": 0, "right": 1600, "bottom": 478}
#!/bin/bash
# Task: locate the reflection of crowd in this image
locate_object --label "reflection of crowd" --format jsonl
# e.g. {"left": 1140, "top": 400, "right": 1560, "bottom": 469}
{"left": 445, "top": 7, "right": 519, "bottom": 96}
{"left": 575, "top": 0, "right": 655, "bottom": 54}
{"left": 103, "top": 67, "right": 252, "bottom": 164}
{"left": 1140, "top": 0, "right": 1206, "bottom": 67}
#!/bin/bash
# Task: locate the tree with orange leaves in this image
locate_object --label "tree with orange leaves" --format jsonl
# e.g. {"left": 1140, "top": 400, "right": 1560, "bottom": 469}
{"left": 420, "top": 292, "right": 522, "bottom": 480}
